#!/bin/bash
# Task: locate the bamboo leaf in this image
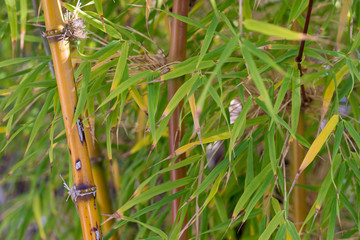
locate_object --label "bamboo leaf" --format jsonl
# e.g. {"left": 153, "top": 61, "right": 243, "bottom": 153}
{"left": 198, "top": 36, "right": 238, "bottom": 112}
{"left": 64, "top": 4, "right": 122, "bottom": 39}
{"left": 298, "top": 115, "right": 339, "bottom": 173}
{"left": 197, "top": 15, "right": 218, "bottom": 69}
{"left": 174, "top": 131, "right": 231, "bottom": 156}
{"left": 123, "top": 216, "right": 167, "bottom": 240}
{"left": 20, "top": 0, "right": 27, "bottom": 52}
{"left": 267, "top": 123, "right": 277, "bottom": 177}
{"left": 79, "top": 40, "right": 122, "bottom": 61}
{"left": 291, "top": 71, "right": 301, "bottom": 133}
{"left": 288, "top": 0, "right": 309, "bottom": 25}
{"left": 286, "top": 221, "right": 301, "bottom": 240}
{"left": 189, "top": 158, "right": 228, "bottom": 200}
{"left": 244, "top": 39, "right": 286, "bottom": 75}
{"left": 241, "top": 45, "right": 275, "bottom": 119}
{"left": 116, "top": 177, "right": 193, "bottom": 214}
{"left": 25, "top": 90, "right": 55, "bottom": 154}
{"left": 98, "top": 70, "right": 152, "bottom": 109}
{"left": 161, "top": 60, "right": 214, "bottom": 81}
{"left": 93, "top": 0, "right": 105, "bottom": 30}
{"left": 349, "top": 30, "right": 360, "bottom": 53}
{"left": 326, "top": 201, "right": 337, "bottom": 240}
{"left": 164, "top": 73, "right": 199, "bottom": 115}
{"left": 110, "top": 41, "right": 129, "bottom": 92}
{"left": 134, "top": 155, "right": 200, "bottom": 197}
{"left": 274, "top": 69, "right": 292, "bottom": 113}
{"left": 242, "top": 173, "right": 274, "bottom": 223}
{"left": 344, "top": 121, "right": 360, "bottom": 150}
{"left": 321, "top": 64, "right": 348, "bottom": 117}
{"left": 259, "top": 211, "right": 284, "bottom": 240}
{"left": 5, "top": 0, "right": 17, "bottom": 55}
{"left": 230, "top": 97, "right": 252, "bottom": 151}
{"left": 232, "top": 164, "right": 272, "bottom": 218}
{"left": 32, "top": 194, "right": 46, "bottom": 240}
{"left": 243, "top": 19, "right": 307, "bottom": 40}
{"left": 73, "top": 62, "right": 91, "bottom": 124}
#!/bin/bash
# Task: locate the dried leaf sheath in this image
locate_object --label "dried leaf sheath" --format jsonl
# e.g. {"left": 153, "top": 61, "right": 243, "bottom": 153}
{"left": 41, "top": 0, "right": 102, "bottom": 239}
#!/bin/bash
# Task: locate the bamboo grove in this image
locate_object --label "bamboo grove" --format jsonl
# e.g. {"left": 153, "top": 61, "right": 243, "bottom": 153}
{"left": 1, "top": 0, "right": 360, "bottom": 239}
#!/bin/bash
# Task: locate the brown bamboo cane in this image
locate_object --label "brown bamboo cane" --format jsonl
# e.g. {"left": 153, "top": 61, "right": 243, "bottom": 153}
{"left": 41, "top": 0, "right": 102, "bottom": 239}
{"left": 167, "top": 0, "right": 189, "bottom": 239}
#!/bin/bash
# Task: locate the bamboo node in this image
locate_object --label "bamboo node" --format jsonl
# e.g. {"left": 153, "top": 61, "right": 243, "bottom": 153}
{"left": 60, "top": 175, "right": 97, "bottom": 202}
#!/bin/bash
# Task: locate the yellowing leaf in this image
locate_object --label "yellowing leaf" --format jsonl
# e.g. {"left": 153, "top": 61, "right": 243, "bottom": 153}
{"left": 321, "top": 65, "right": 348, "bottom": 118}
{"left": 174, "top": 131, "right": 231, "bottom": 156}
{"left": 299, "top": 115, "right": 339, "bottom": 173}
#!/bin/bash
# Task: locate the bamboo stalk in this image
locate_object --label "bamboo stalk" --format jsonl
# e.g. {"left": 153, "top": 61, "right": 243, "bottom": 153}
{"left": 167, "top": 0, "right": 189, "bottom": 239}
{"left": 41, "top": 0, "right": 102, "bottom": 239}
{"left": 84, "top": 122, "right": 119, "bottom": 240}
{"left": 292, "top": 113, "right": 307, "bottom": 230}
{"left": 292, "top": 0, "right": 314, "bottom": 231}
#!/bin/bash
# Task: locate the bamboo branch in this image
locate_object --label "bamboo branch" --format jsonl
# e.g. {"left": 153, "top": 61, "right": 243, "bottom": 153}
{"left": 167, "top": 1, "right": 189, "bottom": 239}
{"left": 41, "top": 0, "right": 102, "bottom": 239}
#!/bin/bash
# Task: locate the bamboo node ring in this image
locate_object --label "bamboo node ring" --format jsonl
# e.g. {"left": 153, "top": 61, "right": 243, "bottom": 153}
{"left": 60, "top": 175, "right": 97, "bottom": 202}
{"left": 43, "top": 28, "right": 66, "bottom": 40}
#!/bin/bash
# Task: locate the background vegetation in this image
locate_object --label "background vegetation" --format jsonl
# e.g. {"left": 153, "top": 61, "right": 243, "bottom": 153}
{"left": 1, "top": 0, "right": 360, "bottom": 239}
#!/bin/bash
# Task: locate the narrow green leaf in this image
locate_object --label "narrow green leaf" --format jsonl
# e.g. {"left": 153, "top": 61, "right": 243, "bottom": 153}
{"left": 244, "top": 39, "right": 286, "bottom": 75}
{"left": 118, "top": 177, "right": 193, "bottom": 213}
{"left": 326, "top": 201, "right": 337, "bottom": 240}
{"left": 245, "top": 137, "right": 254, "bottom": 187}
{"left": 344, "top": 121, "right": 360, "bottom": 150}
{"left": 197, "top": 15, "right": 218, "bottom": 68}
{"left": 190, "top": 158, "right": 228, "bottom": 200}
{"left": 110, "top": 41, "right": 129, "bottom": 91}
{"left": 288, "top": 0, "right": 309, "bottom": 25}
{"left": 79, "top": 40, "right": 122, "bottom": 61}
{"left": 73, "top": 62, "right": 91, "bottom": 124}
{"left": 274, "top": 69, "right": 292, "bottom": 112}
{"left": 349, "top": 30, "right": 360, "bottom": 53}
{"left": 98, "top": 70, "right": 152, "bottom": 109}
{"left": 165, "top": 73, "right": 199, "bottom": 114}
{"left": 230, "top": 97, "right": 252, "bottom": 151}
{"left": 241, "top": 45, "right": 275, "bottom": 119}
{"left": 244, "top": 19, "right": 304, "bottom": 40}
{"left": 291, "top": 71, "right": 301, "bottom": 132}
{"left": 267, "top": 123, "right": 277, "bottom": 176}
{"left": 123, "top": 216, "right": 167, "bottom": 240}
{"left": 162, "top": 60, "right": 214, "bottom": 81}
{"left": 259, "top": 211, "right": 284, "bottom": 240}
{"left": 5, "top": 0, "right": 17, "bottom": 51}
{"left": 25, "top": 90, "right": 55, "bottom": 154}
{"left": 286, "top": 221, "right": 301, "bottom": 240}
{"left": 232, "top": 164, "right": 272, "bottom": 217}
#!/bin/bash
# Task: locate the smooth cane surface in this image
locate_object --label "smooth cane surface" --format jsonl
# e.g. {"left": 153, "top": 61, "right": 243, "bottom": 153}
{"left": 41, "top": 0, "right": 102, "bottom": 239}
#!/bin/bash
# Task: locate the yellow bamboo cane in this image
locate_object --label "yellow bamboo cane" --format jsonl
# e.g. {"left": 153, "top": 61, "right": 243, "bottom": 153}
{"left": 41, "top": 0, "right": 102, "bottom": 239}
{"left": 84, "top": 120, "right": 119, "bottom": 240}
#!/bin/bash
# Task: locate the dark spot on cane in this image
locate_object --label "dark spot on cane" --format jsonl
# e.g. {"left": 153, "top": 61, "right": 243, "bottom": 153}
{"left": 65, "top": 117, "right": 67, "bottom": 120}
{"left": 91, "top": 227, "right": 97, "bottom": 232}
{"left": 69, "top": 149, "right": 71, "bottom": 155}
{"left": 75, "top": 159, "right": 81, "bottom": 170}
{"left": 76, "top": 118, "right": 86, "bottom": 144}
